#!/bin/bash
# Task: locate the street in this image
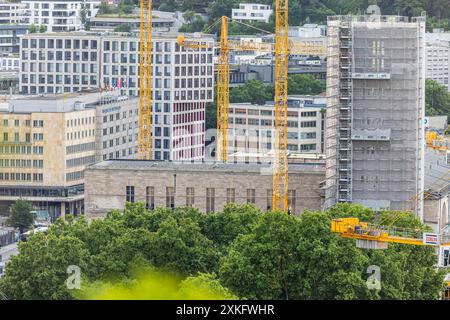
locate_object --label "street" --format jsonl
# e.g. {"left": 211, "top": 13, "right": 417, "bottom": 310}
{"left": 0, "top": 243, "right": 19, "bottom": 265}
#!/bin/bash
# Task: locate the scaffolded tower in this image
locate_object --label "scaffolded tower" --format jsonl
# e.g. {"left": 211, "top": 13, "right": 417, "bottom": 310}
{"left": 325, "top": 15, "right": 426, "bottom": 218}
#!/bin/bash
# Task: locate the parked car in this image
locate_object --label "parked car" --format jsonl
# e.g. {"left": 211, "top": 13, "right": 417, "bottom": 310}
{"left": 20, "top": 226, "right": 48, "bottom": 242}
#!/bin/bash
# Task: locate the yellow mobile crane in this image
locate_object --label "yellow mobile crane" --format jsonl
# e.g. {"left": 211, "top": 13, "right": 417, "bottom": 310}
{"left": 332, "top": 174, "right": 450, "bottom": 248}
{"left": 138, "top": 0, "right": 152, "bottom": 160}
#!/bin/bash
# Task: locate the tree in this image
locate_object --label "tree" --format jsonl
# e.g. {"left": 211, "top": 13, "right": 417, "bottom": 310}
{"left": 28, "top": 24, "right": 38, "bottom": 33}
{"left": 288, "top": 74, "right": 326, "bottom": 95}
{"left": 7, "top": 200, "right": 34, "bottom": 233}
{"left": 80, "top": 0, "right": 90, "bottom": 30}
{"left": 425, "top": 78, "right": 450, "bottom": 120}
{"left": 114, "top": 24, "right": 131, "bottom": 32}
{"left": 229, "top": 79, "right": 274, "bottom": 105}
{"left": 219, "top": 205, "right": 445, "bottom": 300}
{"left": 0, "top": 203, "right": 444, "bottom": 300}
{"left": 0, "top": 233, "right": 89, "bottom": 299}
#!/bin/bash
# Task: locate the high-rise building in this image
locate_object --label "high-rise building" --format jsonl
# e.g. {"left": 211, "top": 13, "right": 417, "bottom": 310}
{"left": 19, "top": 32, "right": 215, "bottom": 161}
{"left": 325, "top": 15, "right": 426, "bottom": 218}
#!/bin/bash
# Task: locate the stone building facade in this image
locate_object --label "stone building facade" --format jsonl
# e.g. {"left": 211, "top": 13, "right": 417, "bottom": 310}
{"left": 85, "top": 160, "right": 325, "bottom": 218}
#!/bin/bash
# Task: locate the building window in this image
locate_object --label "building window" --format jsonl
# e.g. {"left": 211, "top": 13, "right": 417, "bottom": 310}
{"left": 146, "top": 186, "right": 154, "bottom": 209}
{"left": 226, "top": 188, "right": 235, "bottom": 204}
{"left": 186, "top": 187, "right": 195, "bottom": 207}
{"left": 267, "top": 189, "right": 272, "bottom": 210}
{"left": 288, "top": 190, "right": 296, "bottom": 214}
{"left": 206, "top": 188, "right": 215, "bottom": 213}
{"left": 246, "top": 189, "right": 256, "bottom": 204}
{"left": 126, "top": 186, "right": 135, "bottom": 203}
{"left": 166, "top": 187, "right": 174, "bottom": 209}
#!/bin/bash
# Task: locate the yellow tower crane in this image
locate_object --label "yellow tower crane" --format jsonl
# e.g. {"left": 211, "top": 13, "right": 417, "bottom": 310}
{"left": 216, "top": 16, "right": 230, "bottom": 162}
{"left": 272, "top": 0, "right": 289, "bottom": 212}
{"left": 138, "top": 0, "right": 152, "bottom": 160}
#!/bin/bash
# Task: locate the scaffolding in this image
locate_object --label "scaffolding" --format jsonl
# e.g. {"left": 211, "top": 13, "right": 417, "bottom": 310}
{"left": 325, "top": 15, "right": 426, "bottom": 217}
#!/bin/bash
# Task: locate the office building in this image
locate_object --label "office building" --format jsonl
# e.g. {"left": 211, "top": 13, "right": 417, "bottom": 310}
{"left": 19, "top": 31, "right": 215, "bottom": 160}
{"left": 84, "top": 160, "right": 325, "bottom": 218}
{"left": 232, "top": 3, "right": 272, "bottom": 23}
{"left": 227, "top": 95, "right": 326, "bottom": 158}
{"left": 0, "top": 90, "right": 143, "bottom": 218}
{"left": 22, "top": 0, "right": 100, "bottom": 32}
{"left": 0, "top": 93, "right": 97, "bottom": 218}
{"left": 325, "top": 15, "right": 426, "bottom": 218}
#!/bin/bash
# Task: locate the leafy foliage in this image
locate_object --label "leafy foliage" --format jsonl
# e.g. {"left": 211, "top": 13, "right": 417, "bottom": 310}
{"left": 0, "top": 203, "right": 444, "bottom": 300}
{"left": 426, "top": 79, "right": 450, "bottom": 121}
{"left": 7, "top": 199, "right": 35, "bottom": 233}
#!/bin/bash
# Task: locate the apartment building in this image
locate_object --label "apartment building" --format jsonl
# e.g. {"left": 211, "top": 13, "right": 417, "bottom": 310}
{"left": 84, "top": 160, "right": 325, "bottom": 218}
{"left": 0, "top": 1, "right": 27, "bottom": 24}
{"left": 426, "top": 30, "right": 450, "bottom": 92}
{"left": 325, "top": 15, "right": 426, "bottom": 217}
{"left": 22, "top": 0, "right": 100, "bottom": 32}
{"left": 232, "top": 3, "right": 272, "bottom": 23}
{"left": 228, "top": 95, "right": 326, "bottom": 159}
{"left": 19, "top": 31, "right": 215, "bottom": 160}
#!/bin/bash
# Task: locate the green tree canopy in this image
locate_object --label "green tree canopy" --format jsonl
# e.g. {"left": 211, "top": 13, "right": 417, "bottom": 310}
{"left": 0, "top": 203, "right": 444, "bottom": 300}
{"left": 7, "top": 199, "right": 35, "bottom": 233}
{"left": 426, "top": 78, "right": 450, "bottom": 120}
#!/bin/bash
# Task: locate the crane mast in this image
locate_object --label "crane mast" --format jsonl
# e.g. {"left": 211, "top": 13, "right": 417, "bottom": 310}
{"left": 272, "top": 0, "right": 289, "bottom": 211}
{"left": 216, "top": 16, "right": 230, "bottom": 162}
{"left": 138, "top": 0, "right": 152, "bottom": 160}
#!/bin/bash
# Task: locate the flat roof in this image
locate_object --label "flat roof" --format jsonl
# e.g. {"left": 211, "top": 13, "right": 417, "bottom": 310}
{"left": 87, "top": 159, "right": 325, "bottom": 174}
{"left": 21, "top": 31, "right": 214, "bottom": 40}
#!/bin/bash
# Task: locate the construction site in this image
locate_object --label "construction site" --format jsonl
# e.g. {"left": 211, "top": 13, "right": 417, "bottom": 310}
{"left": 1, "top": 0, "right": 450, "bottom": 302}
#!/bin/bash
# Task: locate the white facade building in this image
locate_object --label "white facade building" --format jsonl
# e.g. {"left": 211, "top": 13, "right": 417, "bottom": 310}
{"left": 0, "top": 1, "right": 28, "bottom": 24}
{"left": 0, "top": 55, "right": 19, "bottom": 71}
{"left": 288, "top": 24, "right": 327, "bottom": 38}
{"left": 426, "top": 30, "right": 450, "bottom": 92}
{"left": 232, "top": 3, "right": 272, "bottom": 23}
{"left": 19, "top": 32, "right": 215, "bottom": 161}
{"left": 228, "top": 95, "right": 326, "bottom": 158}
{"left": 22, "top": 0, "right": 100, "bottom": 32}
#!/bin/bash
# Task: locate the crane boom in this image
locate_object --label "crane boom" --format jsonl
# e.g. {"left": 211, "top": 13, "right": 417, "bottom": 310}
{"left": 138, "top": 0, "right": 152, "bottom": 160}
{"left": 272, "top": 0, "right": 289, "bottom": 211}
{"left": 216, "top": 16, "right": 230, "bottom": 162}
